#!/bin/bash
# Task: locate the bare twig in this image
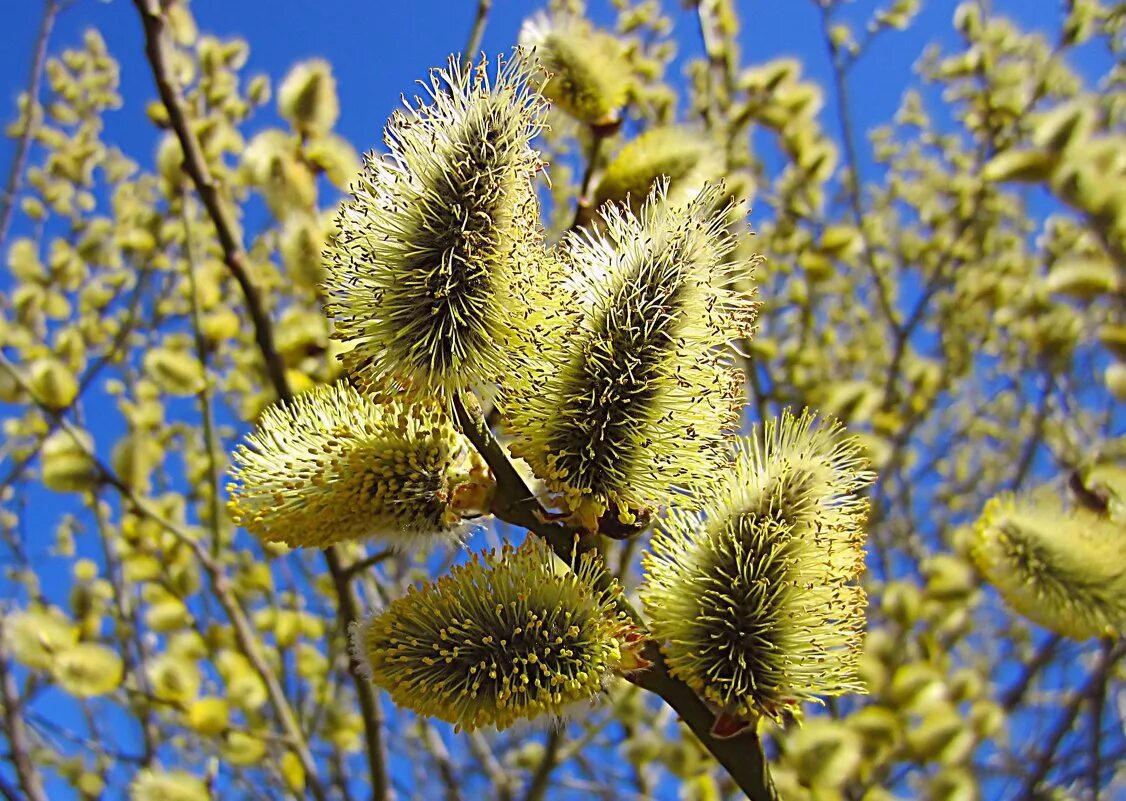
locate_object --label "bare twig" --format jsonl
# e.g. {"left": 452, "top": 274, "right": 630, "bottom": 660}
{"left": 131, "top": 4, "right": 391, "bottom": 795}
{"left": 816, "top": 3, "right": 898, "bottom": 327}
{"left": 1002, "top": 634, "right": 1062, "bottom": 711}
{"left": 0, "top": 622, "right": 47, "bottom": 801}
{"left": 462, "top": 0, "right": 492, "bottom": 66}
{"left": 0, "top": 0, "right": 58, "bottom": 251}
{"left": 1019, "top": 640, "right": 1124, "bottom": 800}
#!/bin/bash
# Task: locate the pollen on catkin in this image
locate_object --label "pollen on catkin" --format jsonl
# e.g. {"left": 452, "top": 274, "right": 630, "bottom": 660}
{"left": 519, "top": 12, "right": 632, "bottom": 125}
{"left": 971, "top": 494, "right": 1126, "bottom": 640}
{"left": 505, "top": 182, "right": 755, "bottom": 530}
{"left": 350, "top": 537, "right": 638, "bottom": 732}
{"left": 227, "top": 382, "right": 493, "bottom": 549}
{"left": 325, "top": 54, "right": 549, "bottom": 398}
{"left": 594, "top": 126, "right": 724, "bottom": 213}
{"left": 641, "top": 414, "right": 871, "bottom": 723}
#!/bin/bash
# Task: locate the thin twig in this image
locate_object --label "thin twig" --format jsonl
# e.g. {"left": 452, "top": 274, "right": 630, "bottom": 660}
{"left": 462, "top": 0, "right": 492, "bottom": 66}
{"left": 420, "top": 721, "right": 463, "bottom": 801}
{"left": 0, "top": 0, "right": 58, "bottom": 251}
{"left": 131, "top": 4, "right": 391, "bottom": 795}
{"left": 1019, "top": 640, "right": 1124, "bottom": 800}
{"left": 0, "top": 622, "right": 47, "bottom": 801}
{"left": 450, "top": 392, "right": 778, "bottom": 801}
{"left": 816, "top": 2, "right": 897, "bottom": 327}
{"left": 342, "top": 549, "right": 393, "bottom": 581}
{"left": 1002, "top": 634, "right": 1062, "bottom": 710}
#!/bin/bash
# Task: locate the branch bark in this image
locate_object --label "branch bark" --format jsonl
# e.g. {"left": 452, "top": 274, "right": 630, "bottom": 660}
{"left": 131, "top": 4, "right": 390, "bottom": 797}
{"left": 0, "top": 625, "right": 47, "bottom": 801}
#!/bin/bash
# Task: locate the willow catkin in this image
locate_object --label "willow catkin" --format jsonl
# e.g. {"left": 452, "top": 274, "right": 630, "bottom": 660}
{"left": 505, "top": 182, "right": 755, "bottom": 531}
{"left": 350, "top": 537, "right": 639, "bottom": 732}
{"left": 227, "top": 382, "right": 492, "bottom": 549}
{"left": 971, "top": 493, "right": 1126, "bottom": 639}
{"left": 519, "top": 11, "right": 632, "bottom": 126}
{"left": 594, "top": 126, "right": 724, "bottom": 213}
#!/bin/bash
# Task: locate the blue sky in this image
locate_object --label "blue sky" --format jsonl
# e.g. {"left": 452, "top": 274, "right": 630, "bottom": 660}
{"left": 0, "top": 0, "right": 1104, "bottom": 799}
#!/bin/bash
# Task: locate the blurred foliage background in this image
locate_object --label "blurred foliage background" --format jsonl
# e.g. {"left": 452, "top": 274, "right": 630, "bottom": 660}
{"left": 0, "top": 0, "right": 1123, "bottom": 799}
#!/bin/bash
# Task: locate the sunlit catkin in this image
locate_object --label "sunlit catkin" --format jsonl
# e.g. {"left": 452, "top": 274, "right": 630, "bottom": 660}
{"left": 350, "top": 537, "right": 638, "bottom": 732}
{"left": 227, "top": 382, "right": 493, "bottom": 549}
{"left": 325, "top": 54, "right": 548, "bottom": 397}
{"left": 594, "top": 126, "right": 724, "bottom": 213}
{"left": 641, "top": 415, "right": 870, "bottom": 723}
{"left": 519, "top": 12, "right": 632, "bottom": 125}
{"left": 506, "top": 182, "right": 754, "bottom": 530}
{"left": 971, "top": 494, "right": 1126, "bottom": 639}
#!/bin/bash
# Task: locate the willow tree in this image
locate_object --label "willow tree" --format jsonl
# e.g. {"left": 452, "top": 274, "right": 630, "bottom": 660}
{"left": 0, "top": 1, "right": 1123, "bottom": 800}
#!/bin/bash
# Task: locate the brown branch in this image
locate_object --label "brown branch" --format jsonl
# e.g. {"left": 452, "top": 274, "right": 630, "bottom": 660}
{"left": 131, "top": 4, "right": 392, "bottom": 796}
{"left": 1019, "top": 640, "right": 1124, "bottom": 800}
{"left": 132, "top": 0, "right": 290, "bottom": 400}
{"left": 0, "top": 0, "right": 58, "bottom": 252}
{"left": 0, "top": 622, "right": 47, "bottom": 801}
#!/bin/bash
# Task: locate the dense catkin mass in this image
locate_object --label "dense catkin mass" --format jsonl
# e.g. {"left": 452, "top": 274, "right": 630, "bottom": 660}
{"left": 351, "top": 537, "right": 637, "bottom": 732}
{"left": 325, "top": 54, "right": 548, "bottom": 397}
{"left": 518, "top": 12, "right": 632, "bottom": 125}
{"left": 972, "top": 494, "right": 1126, "bottom": 640}
{"left": 227, "top": 382, "right": 492, "bottom": 549}
{"left": 641, "top": 414, "right": 870, "bottom": 723}
{"left": 506, "top": 183, "right": 755, "bottom": 530}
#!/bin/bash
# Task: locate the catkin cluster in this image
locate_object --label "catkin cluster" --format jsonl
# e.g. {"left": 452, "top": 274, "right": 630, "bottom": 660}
{"left": 227, "top": 35, "right": 872, "bottom": 734}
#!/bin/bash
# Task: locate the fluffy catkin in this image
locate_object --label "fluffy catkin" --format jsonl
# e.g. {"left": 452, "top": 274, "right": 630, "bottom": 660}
{"left": 350, "top": 537, "right": 638, "bottom": 732}
{"left": 641, "top": 413, "right": 871, "bottom": 723}
{"left": 595, "top": 126, "right": 724, "bottom": 213}
{"left": 325, "top": 54, "right": 549, "bottom": 398}
{"left": 227, "top": 382, "right": 492, "bottom": 549}
{"left": 505, "top": 182, "right": 755, "bottom": 530}
{"left": 972, "top": 494, "right": 1126, "bottom": 639}
{"left": 519, "top": 12, "right": 632, "bottom": 125}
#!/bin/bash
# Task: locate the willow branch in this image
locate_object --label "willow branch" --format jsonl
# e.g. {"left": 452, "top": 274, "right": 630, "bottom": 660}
{"left": 132, "top": 0, "right": 290, "bottom": 399}
{"left": 462, "top": 0, "right": 492, "bottom": 66}
{"left": 0, "top": 353, "right": 329, "bottom": 801}
{"left": 132, "top": 4, "right": 391, "bottom": 795}
{"left": 450, "top": 392, "right": 778, "bottom": 801}
{"left": 1002, "top": 634, "right": 1062, "bottom": 710}
{"left": 0, "top": 626, "right": 47, "bottom": 801}
{"left": 816, "top": 3, "right": 897, "bottom": 327}
{"left": 523, "top": 727, "right": 563, "bottom": 801}
{"left": 0, "top": 0, "right": 58, "bottom": 251}
{"left": 1019, "top": 640, "right": 1124, "bottom": 800}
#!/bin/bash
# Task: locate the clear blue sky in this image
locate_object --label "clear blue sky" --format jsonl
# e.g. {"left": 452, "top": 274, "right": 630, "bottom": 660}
{"left": 0, "top": 1, "right": 1092, "bottom": 799}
